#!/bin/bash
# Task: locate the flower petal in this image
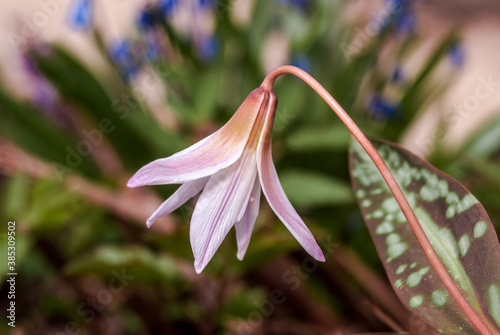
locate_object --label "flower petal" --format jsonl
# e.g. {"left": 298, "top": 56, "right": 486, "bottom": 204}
{"left": 127, "top": 88, "right": 267, "bottom": 187}
{"left": 235, "top": 178, "right": 261, "bottom": 260}
{"left": 146, "top": 177, "right": 209, "bottom": 228}
{"left": 190, "top": 153, "right": 258, "bottom": 273}
{"left": 256, "top": 91, "right": 325, "bottom": 262}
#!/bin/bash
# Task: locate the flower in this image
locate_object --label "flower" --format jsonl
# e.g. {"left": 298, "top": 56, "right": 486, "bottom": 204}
{"left": 22, "top": 57, "right": 58, "bottom": 112}
{"left": 393, "top": 8, "right": 415, "bottom": 35}
{"left": 291, "top": 55, "right": 311, "bottom": 73}
{"left": 277, "top": 0, "right": 309, "bottom": 11}
{"left": 127, "top": 87, "right": 325, "bottom": 273}
{"left": 68, "top": 0, "right": 92, "bottom": 30}
{"left": 137, "top": 5, "right": 163, "bottom": 31}
{"left": 391, "top": 64, "right": 404, "bottom": 83}
{"left": 159, "top": 0, "right": 178, "bottom": 16}
{"left": 198, "top": 35, "right": 218, "bottom": 61}
{"left": 368, "top": 93, "right": 399, "bottom": 120}
{"left": 448, "top": 41, "right": 465, "bottom": 67}
{"left": 379, "top": 0, "right": 416, "bottom": 36}
{"left": 198, "top": 0, "right": 215, "bottom": 10}
{"left": 109, "top": 40, "right": 143, "bottom": 80}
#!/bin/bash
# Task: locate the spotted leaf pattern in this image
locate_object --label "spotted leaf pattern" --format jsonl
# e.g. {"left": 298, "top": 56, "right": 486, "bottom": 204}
{"left": 349, "top": 138, "right": 500, "bottom": 335}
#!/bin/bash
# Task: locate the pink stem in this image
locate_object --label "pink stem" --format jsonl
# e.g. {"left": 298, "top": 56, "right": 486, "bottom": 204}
{"left": 261, "top": 65, "right": 496, "bottom": 335}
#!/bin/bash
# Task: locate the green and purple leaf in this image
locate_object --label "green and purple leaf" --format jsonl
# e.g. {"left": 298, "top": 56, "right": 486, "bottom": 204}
{"left": 349, "top": 138, "right": 500, "bottom": 335}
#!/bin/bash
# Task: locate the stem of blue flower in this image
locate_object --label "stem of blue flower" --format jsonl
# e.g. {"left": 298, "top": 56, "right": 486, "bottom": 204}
{"left": 261, "top": 65, "right": 496, "bottom": 335}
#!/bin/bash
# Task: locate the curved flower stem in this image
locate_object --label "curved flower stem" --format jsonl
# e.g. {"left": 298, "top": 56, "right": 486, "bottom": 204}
{"left": 261, "top": 65, "right": 496, "bottom": 335}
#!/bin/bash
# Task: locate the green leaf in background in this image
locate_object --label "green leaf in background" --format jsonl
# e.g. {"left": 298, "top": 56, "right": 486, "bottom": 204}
{"left": 0, "top": 88, "right": 102, "bottom": 179}
{"left": 65, "top": 245, "right": 182, "bottom": 285}
{"left": 461, "top": 112, "right": 500, "bottom": 158}
{"left": 24, "top": 179, "right": 83, "bottom": 231}
{"left": 286, "top": 123, "right": 350, "bottom": 152}
{"left": 349, "top": 138, "right": 500, "bottom": 334}
{"left": 1, "top": 174, "right": 30, "bottom": 218}
{"left": 192, "top": 68, "right": 222, "bottom": 123}
{"left": 0, "top": 234, "right": 32, "bottom": 283}
{"left": 280, "top": 169, "right": 354, "bottom": 208}
{"left": 32, "top": 46, "right": 184, "bottom": 169}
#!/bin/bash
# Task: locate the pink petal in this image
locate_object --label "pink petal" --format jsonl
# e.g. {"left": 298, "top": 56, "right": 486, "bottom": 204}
{"left": 235, "top": 178, "right": 261, "bottom": 260}
{"left": 190, "top": 153, "right": 258, "bottom": 273}
{"left": 256, "top": 92, "right": 325, "bottom": 262}
{"left": 127, "top": 88, "right": 267, "bottom": 187}
{"left": 146, "top": 177, "right": 209, "bottom": 228}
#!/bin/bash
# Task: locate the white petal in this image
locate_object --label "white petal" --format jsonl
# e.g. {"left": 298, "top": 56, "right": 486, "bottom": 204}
{"left": 190, "top": 153, "right": 258, "bottom": 273}
{"left": 127, "top": 88, "right": 266, "bottom": 187}
{"left": 256, "top": 93, "right": 325, "bottom": 262}
{"left": 235, "top": 178, "right": 261, "bottom": 260}
{"left": 146, "top": 177, "right": 209, "bottom": 228}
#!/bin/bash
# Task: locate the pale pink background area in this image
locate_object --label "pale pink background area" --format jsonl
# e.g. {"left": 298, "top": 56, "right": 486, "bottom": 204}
{"left": 1, "top": 0, "right": 499, "bottom": 155}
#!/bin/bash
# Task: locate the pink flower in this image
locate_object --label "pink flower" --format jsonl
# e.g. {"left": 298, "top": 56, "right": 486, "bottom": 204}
{"left": 127, "top": 87, "right": 325, "bottom": 273}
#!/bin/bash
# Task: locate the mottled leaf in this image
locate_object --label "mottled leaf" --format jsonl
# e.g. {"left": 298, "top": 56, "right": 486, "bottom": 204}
{"left": 349, "top": 138, "right": 500, "bottom": 334}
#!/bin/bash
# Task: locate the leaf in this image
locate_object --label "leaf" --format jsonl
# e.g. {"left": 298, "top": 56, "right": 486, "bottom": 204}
{"left": 461, "top": 113, "right": 500, "bottom": 158}
{"left": 286, "top": 123, "right": 350, "bottom": 152}
{"left": 0, "top": 88, "right": 101, "bottom": 179}
{"left": 65, "top": 245, "right": 182, "bottom": 285}
{"left": 192, "top": 68, "right": 221, "bottom": 123}
{"left": 280, "top": 169, "right": 354, "bottom": 208}
{"left": 32, "top": 46, "right": 183, "bottom": 169}
{"left": 349, "top": 138, "right": 500, "bottom": 335}
{"left": 0, "top": 233, "right": 32, "bottom": 283}
{"left": 2, "top": 174, "right": 30, "bottom": 217}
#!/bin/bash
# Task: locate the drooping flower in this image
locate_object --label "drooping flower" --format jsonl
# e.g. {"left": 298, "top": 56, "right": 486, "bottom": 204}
{"left": 127, "top": 87, "right": 325, "bottom": 273}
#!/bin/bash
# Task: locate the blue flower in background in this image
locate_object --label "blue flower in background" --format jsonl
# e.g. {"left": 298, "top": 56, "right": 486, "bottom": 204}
{"left": 277, "top": 0, "right": 309, "bottom": 11}
{"left": 198, "top": 35, "right": 218, "bottom": 61}
{"left": 291, "top": 55, "right": 311, "bottom": 73}
{"left": 68, "top": 0, "right": 92, "bottom": 30}
{"left": 198, "top": 0, "right": 215, "bottom": 10}
{"left": 387, "top": 0, "right": 410, "bottom": 11}
{"left": 137, "top": 6, "right": 163, "bottom": 31}
{"left": 109, "top": 40, "right": 143, "bottom": 80}
{"left": 368, "top": 94, "right": 399, "bottom": 120}
{"left": 448, "top": 42, "right": 465, "bottom": 67}
{"left": 145, "top": 33, "right": 162, "bottom": 61}
{"left": 23, "top": 58, "right": 58, "bottom": 112}
{"left": 380, "top": 0, "right": 416, "bottom": 36}
{"left": 391, "top": 65, "right": 404, "bottom": 83}
{"left": 394, "top": 9, "right": 415, "bottom": 35}
{"left": 159, "top": 0, "right": 178, "bottom": 16}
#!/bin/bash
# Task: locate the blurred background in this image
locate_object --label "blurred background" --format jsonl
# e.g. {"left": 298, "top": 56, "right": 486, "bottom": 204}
{"left": 1, "top": 0, "right": 500, "bottom": 334}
